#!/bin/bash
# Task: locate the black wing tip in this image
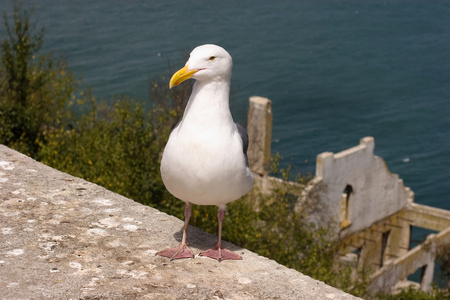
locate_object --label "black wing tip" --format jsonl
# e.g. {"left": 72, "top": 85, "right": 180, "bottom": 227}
{"left": 235, "top": 123, "right": 250, "bottom": 167}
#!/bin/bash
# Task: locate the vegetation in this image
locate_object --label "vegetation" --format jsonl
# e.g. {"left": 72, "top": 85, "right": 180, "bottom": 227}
{"left": 0, "top": 1, "right": 74, "bottom": 156}
{"left": 436, "top": 243, "right": 450, "bottom": 284}
{"left": 1, "top": 2, "right": 448, "bottom": 299}
{"left": 375, "top": 285, "right": 449, "bottom": 300}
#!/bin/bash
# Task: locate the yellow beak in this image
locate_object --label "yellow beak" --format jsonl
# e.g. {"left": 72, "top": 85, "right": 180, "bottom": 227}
{"left": 169, "top": 65, "right": 199, "bottom": 89}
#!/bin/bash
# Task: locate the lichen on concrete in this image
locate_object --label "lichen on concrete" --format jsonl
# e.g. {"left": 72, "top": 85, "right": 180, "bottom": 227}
{"left": 0, "top": 145, "right": 360, "bottom": 299}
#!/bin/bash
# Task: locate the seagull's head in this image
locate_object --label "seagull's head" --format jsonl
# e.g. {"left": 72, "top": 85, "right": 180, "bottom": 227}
{"left": 169, "top": 44, "right": 232, "bottom": 88}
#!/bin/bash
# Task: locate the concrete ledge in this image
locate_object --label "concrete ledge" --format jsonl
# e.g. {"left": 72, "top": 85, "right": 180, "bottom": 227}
{"left": 0, "top": 145, "right": 360, "bottom": 299}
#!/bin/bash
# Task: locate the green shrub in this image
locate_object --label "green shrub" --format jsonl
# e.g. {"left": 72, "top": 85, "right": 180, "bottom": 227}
{"left": 0, "top": 0, "right": 73, "bottom": 156}
{"left": 436, "top": 243, "right": 450, "bottom": 285}
{"left": 375, "top": 285, "right": 449, "bottom": 300}
{"left": 40, "top": 97, "right": 167, "bottom": 205}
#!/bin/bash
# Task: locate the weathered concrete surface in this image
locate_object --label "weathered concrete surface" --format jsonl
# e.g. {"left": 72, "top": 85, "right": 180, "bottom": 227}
{"left": 247, "top": 96, "right": 272, "bottom": 177}
{"left": 0, "top": 145, "right": 360, "bottom": 300}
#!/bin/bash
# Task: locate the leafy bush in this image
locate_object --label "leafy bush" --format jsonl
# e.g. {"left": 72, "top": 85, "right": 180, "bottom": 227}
{"left": 40, "top": 97, "right": 167, "bottom": 205}
{"left": 0, "top": 0, "right": 74, "bottom": 156}
{"left": 375, "top": 285, "right": 449, "bottom": 300}
{"left": 436, "top": 243, "right": 450, "bottom": 285}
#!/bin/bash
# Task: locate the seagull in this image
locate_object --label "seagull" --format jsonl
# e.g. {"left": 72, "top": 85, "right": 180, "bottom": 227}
{"left": 157, "top": 44, "right": 255, "bottom": 261}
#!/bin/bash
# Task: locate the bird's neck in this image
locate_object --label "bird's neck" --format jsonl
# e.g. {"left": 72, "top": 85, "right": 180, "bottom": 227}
{"left": 181, "top": 80, "right": 233, "bottom": 127}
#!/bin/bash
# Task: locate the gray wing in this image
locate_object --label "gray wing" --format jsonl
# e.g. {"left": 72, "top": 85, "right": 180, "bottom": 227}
{"left": 235, "top": 123, "right": 250, "bottom": 167}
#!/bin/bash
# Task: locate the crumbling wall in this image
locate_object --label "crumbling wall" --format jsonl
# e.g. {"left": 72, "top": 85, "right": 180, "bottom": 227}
{"left": 312, "top": 137, "right": 413, "bottom": 235}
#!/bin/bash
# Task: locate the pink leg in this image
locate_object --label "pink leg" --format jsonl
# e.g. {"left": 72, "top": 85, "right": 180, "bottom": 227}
{"left": 156, "top": 202, "right": 194, "bottom": 260}
{"left": 200, "top": 206, "right": 242, "bottom": 262}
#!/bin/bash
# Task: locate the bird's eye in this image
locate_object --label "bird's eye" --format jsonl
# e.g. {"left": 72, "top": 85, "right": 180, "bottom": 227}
{"left": 208, "top": 56, "right": 216, "bottom": 61}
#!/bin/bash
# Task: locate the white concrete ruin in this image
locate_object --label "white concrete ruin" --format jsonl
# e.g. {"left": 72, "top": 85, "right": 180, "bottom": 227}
{"left": 247, "top": 96, "right": 450, "bottom": 294}
{"left": 315, "top": 137, "right": 413, "bottom": 235}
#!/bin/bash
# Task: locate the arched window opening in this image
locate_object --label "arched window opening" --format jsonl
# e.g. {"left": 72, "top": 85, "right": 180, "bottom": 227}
{"left": 380, "top": 230, "right": 391, "bottom": 267}
{"left": 340, "top": 184, "right": 353, "bottom": 229}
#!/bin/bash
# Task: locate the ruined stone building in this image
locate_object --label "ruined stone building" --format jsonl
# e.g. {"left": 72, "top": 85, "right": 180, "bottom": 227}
{"left": 247, "top": 96, "right": 450, "bottom": 294}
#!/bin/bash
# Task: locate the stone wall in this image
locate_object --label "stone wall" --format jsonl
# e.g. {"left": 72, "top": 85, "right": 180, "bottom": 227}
{"left": 314, "top": 137, "right": 413, "bottom": 236}
{"left": 0, "top": 145, "right": 360, "bottom": 299}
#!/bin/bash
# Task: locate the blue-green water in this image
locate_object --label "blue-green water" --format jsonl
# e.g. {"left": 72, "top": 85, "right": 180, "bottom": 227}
{"left": 2, "top": 1, "right": 448, "bottom": 215}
